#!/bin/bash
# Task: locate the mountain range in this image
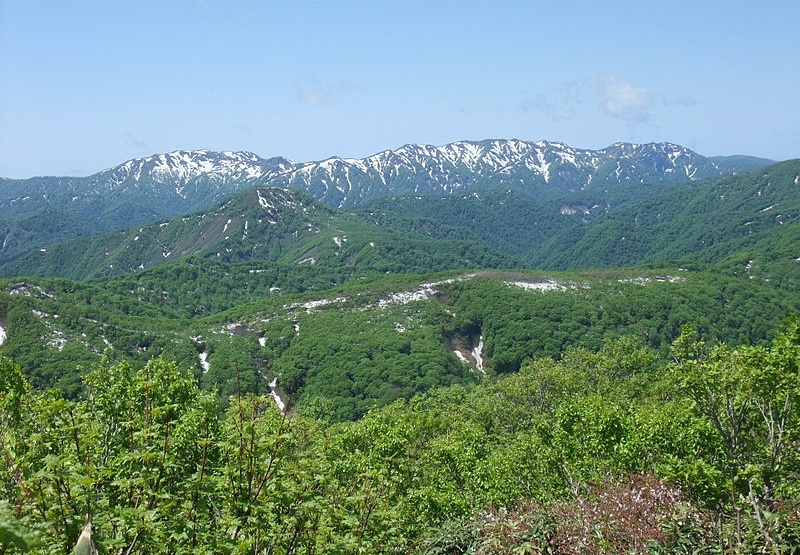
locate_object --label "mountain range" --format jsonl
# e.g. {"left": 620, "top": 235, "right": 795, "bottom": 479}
{"left": 0, "top": 140, "right": 773, "bottom": 262}
{"left": 2, "top": 151, "right": 797, "bottom": 284}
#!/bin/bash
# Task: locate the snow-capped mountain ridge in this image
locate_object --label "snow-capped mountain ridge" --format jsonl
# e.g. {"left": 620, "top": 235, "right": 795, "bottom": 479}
{"left": 98, "top": 149, "right": 293, "bottom": 190}
{"left": 0, "top": 139, "right": 775, "bottom": 261}
{"left": 273, "top": 139, "right": 732, "bottom": 206}
{"left": 305, "top": 139, "right": 584, "bottom": 179}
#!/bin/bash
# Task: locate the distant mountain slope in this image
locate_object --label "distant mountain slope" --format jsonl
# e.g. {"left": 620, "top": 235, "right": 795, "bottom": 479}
{"left": 5, "top": 160, "right": 798, "bottom": 282}
{"left": 531, "top": 159, "right": 800, "bottom": 272}
{"left": 0, "top": 151, "right": 293, "bottom": 261}
{"left": 353, "top": 176, "right": 737, "bottom": 262}
{"left": 0, "top": 150, "right": 290, "bottom": 219}
{"left": 356, "top": 189, "right": 573, "bottom": 259}
{"left": 0, "top": 187, "right": 522, "bottom": 280}
{"left": 0, "top": 140, "right": 772, "bottom": 261}
{"left": 708, "top": 154, "right": 777, "bottom": 174}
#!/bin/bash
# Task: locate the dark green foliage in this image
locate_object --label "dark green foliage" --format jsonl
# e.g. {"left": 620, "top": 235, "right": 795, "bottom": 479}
{"left": 356, "top": 189, "right": 575, "bottom": 259}
{"left": 265, "top": 298, "right": 475, "bottom": 421}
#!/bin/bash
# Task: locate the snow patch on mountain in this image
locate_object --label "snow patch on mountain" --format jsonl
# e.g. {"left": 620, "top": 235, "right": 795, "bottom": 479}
{"left": 9, "top": 283, "right": 55, "bottom": 298}
{"left": 617, "top": 275, "right": 685, "bottom": 285}
{"left": 509, "top": 280, "right": 569, "bottom": 292}
{"left": 453, "top": 334, "right": 486, "bottom": 374}
{"left": 471, "top": 335, "right": 485, "bottom": 373}
{"left": 296, "top": 296, "right": 348, "bottom": 313}
{"left": 109, "top": 150, "right": 272, "bottom": 187}
{"left": 199, "top": 352, "right": 210, "bottom": 374}
{"left": 29, "top": 308, "right": 68, "bottom": 350}
{"left": 376, "top": 289, "right": 432, "bottom": 307}
{"left": 268, "top": 378, "right": 286, "bottom": 413}
{"left": 268, "top": 139, "right": 719, "bottom": 207}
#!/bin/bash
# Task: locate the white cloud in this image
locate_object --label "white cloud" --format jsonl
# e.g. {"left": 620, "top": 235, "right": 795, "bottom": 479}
{"left": 596, "top": 77, "right": 654, "bottom": 122}
{"left": 294, "top": 76, "right": 330, "bottom": 105}
{"left": 520, "top": 92, "right": 577, "bottom": 121}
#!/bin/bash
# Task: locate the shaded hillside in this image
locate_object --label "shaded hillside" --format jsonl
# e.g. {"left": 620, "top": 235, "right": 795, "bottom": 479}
{"left": 355, "top": 189, "right": 573, "bottom": 259}
{"left": 530, "top": 159, "right": 800, "bottom": 271}
{"left": 0, "top": 187, "right": 521, "bottom": 280}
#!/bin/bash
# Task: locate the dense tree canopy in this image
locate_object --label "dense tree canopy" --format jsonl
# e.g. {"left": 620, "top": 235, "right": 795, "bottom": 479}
{"left": 2, "top": 323, "right": 799, "bottom": 553}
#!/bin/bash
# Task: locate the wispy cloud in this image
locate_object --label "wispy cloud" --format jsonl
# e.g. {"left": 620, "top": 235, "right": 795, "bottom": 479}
{"left": 521, "top": 76, "right": 695, "bottom": 125}
{"left": 520, "top": 92, "right": 577, "bottom": 121}
{"left": 293, "top": 75, "right": 364, "bottom": 106}
{"left": 125, "top": 132, "right": 149, "bottom": 152}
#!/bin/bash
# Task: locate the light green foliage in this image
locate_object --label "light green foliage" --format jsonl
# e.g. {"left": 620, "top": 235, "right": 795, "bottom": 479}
{"left": 673, "top": 319, "right": 800, "bottom": 551}
{"left": 0, "top": 500, "right": 41, "bottom": 553}
{"left": 0, "top": 357, "right": 221, "bottom": 554}
{"left": 0, "top": 356, "right": 28, "bottom": 429}
{"left": 2, "top": 327, "right": 800, "bottom": 553}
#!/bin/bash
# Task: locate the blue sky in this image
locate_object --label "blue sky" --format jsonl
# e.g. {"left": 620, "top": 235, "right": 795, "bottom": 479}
{"left": 1, "top": 0, "right": 798, "bottom": 178}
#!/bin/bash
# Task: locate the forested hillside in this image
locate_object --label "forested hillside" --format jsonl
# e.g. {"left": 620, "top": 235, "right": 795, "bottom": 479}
{"left": 532, "top": 160, "right": 800, "bottom": 271}
{"left": 1, "top": 266, "right": 797, "bottom": 421}
{"left": 0, "top": 187, "right": 524, "bottom": 280}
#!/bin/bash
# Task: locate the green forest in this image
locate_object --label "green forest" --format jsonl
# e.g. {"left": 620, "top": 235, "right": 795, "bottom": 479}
{"left": 2, "top": 321, "right": 799, "bottom": 553}
{"left": 2, "top": 266, "right": 797, "bottom": 422}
